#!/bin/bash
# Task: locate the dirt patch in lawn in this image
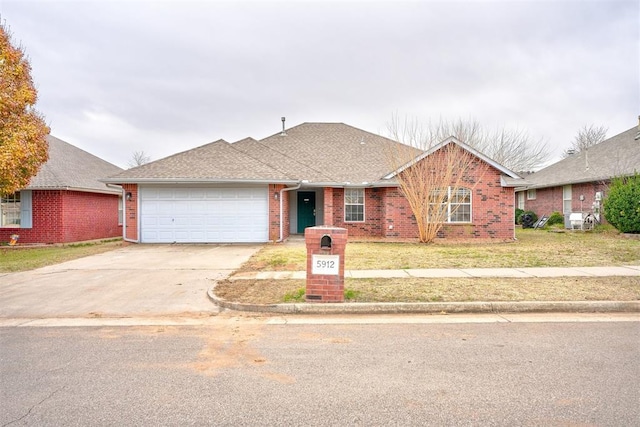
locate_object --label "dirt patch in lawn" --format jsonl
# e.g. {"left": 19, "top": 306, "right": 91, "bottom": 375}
{"left": 215, "top": 277, "right": 640, "bottom": 305}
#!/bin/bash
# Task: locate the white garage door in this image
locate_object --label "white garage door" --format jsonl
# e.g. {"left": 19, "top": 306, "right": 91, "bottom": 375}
{"left": 140, "top": 186, "right": 269, "bottom": 243}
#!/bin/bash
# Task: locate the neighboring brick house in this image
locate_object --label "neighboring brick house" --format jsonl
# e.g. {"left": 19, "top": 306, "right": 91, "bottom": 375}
{"left": 0, "top": 135, "right": 123, "bottom": 244}
{"left": 515, "top": 124, "right": 640, "bottom": 225}
{"left": 104, "top": 122, "right": 523, "bottom": 243}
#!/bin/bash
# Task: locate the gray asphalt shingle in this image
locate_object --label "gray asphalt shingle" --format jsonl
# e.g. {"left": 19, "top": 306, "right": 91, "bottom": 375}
{"left": 107, "top": 122, "right": 422, "bottom": 184}
{"left": 524, "top": 127, "right": 639, "bottom": 189}
{"left": 27, "top": 135, "right": 123, "bottom": 193}
{"left": 112, "top": 139, "right": 296, "bottom": 182}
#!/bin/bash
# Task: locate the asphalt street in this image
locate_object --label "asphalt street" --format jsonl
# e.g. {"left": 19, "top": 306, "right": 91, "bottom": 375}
{"left": 1, "top": 318, "right": 638, "bottom": 426}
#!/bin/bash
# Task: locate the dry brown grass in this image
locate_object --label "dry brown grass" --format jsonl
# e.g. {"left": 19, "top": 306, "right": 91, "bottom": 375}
{"left": 239, "top": 228, "right": 640, "bottom": 272}
{"left": 215, "top": 276, "right": 640, "bottom": 304}
{"left": 223, "top": 228, "right": 640, "bottom": 304}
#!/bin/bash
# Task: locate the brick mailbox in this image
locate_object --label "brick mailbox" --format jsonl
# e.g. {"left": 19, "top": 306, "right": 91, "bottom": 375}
{"left": 304, "top": 226, "right": 348, "bottom": 303}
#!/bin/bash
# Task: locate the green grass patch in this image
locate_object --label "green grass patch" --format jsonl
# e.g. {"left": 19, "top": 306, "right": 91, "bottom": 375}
{"left": 283, "top": 288, "right": 305, "bottom": 302}
{"left": 0, "top": 240, "right": 123, "bottom": 273}
{"left": 344, "top": 288, "right": 361, "bottom": 301}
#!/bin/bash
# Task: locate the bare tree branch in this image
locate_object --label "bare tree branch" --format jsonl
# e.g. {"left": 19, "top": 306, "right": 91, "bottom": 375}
{"left": 128, "top": 151, "right": 151, "bottom": 168}
{"left": 386, "top": 114, "right": 550, "bottom": 172}
{"left": 563, "top": 124, "right": 607, "bottom": 157}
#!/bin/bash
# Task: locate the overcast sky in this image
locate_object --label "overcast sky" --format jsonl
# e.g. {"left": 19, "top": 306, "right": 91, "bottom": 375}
{"left": 2, "top": 0, "right": 638, "bottom": 169}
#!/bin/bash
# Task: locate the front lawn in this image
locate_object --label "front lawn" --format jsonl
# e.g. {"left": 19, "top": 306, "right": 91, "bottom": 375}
{"left": 0, "top": 240, "right": 124, "bottom": 273}
{"left": 220, "top": 228, "right": 640, "bottom": 304}
{"left": 238, "top": 228, "right": 640, "bottom": 272}
{"left": 216, "top": 276, "right": 640, "bottom": 304}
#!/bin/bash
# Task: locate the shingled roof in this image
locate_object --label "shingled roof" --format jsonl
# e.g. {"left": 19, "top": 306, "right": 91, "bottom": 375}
{"left": 522, "top": 126, "right": 640, "bottom": 189}
{"left": 107, "top": 123, "right": 422, "bottom": 185}
{"left": 114, "top": 139, "right": 296, "bottom": 183}
{"left": 27, "top": 135, "right": 122, "bottom": 194}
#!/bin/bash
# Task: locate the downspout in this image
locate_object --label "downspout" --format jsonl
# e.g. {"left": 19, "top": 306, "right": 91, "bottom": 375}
{"left": 278, "top": 183, "right": 302, "bottom": 242}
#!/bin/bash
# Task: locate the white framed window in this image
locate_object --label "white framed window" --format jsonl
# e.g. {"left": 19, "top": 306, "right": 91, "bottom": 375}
{"left": 430, "top": 187, "right": 472, "bottom": 223}
{"left": 527, "top": 189, "right": 536, "bottom": 200}
{"left": 344, "top": 188, "right": 364, "bottom": 222}
{"left": 563, "top": 185, "right": 572, "bottom": 214}
{"left": 1, "top": 192, "right": 21, "bottom": 227}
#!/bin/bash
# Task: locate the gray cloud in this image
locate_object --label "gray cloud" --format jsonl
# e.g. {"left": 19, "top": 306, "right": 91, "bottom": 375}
{"left": 2, "top": 0, "right": 637, "bottom": 168}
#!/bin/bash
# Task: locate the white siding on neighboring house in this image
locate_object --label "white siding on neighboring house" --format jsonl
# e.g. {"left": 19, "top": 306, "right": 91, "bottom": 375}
{"left": 563, "top": 185, "right": 572, "bottom": 214}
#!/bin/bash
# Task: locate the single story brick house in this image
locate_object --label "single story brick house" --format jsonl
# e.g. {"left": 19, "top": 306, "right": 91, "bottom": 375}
{"left": 0, "top": 135, "right": 123, "bottom": 244}
{"left": 515, "top": 123, "right": 640, "bottom": 225}
{"left": 104, "top": 122, "right": 523, "bottom": 243}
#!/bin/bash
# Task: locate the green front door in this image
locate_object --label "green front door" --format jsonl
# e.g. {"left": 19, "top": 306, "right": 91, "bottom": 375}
{"left": 297, "top": 191, "right": 316, "bottom": 233}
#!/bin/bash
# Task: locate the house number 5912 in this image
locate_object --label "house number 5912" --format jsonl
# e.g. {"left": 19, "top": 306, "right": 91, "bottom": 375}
{"left": 311, "top": 254, "right": 340, "bottom": 275}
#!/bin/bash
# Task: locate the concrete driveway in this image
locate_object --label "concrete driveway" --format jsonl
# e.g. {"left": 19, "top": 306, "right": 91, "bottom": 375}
{"left": 0, "top": 244, "right": 261, "bottom": 319}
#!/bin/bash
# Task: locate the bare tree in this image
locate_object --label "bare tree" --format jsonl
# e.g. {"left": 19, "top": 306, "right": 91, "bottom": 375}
{"left": 563, "top": 124, "right": 607, "bottom": 157}
{"left": 386, "top": 115, "right": 550, "bottom": 172}
{"left": 128, "top": 150, "right": 151, "bottom": 168}
{"left": 386, "top": 140, "right": 489, "bottom": 243}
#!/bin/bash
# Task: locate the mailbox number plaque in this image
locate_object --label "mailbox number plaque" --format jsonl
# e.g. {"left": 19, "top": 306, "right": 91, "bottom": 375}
{"left": 312, "top": 254, "right": 340, "bottom": 275}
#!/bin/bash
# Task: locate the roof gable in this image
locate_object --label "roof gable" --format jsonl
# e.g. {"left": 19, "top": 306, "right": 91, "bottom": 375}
{"left": 27, "top": 135, "right": 123, "bottom": 193}
{"left": 384, "top": 136, "right": 521, "bottom": 181}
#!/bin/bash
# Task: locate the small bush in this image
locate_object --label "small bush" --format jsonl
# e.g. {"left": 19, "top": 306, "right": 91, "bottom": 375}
{"left": 603, "top": 174, "right": 640, "bottom": 233}
{"left": 546, "top": 211, "right": 564, "bottom": 227}
{"left": 515, "top": 208, "right": 524, "bottom": 225}
{"left": 520, "top": 210, "right": 538, "bottom": 228}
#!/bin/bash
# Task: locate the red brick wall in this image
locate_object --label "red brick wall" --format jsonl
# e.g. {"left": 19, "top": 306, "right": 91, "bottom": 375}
{"left": 269, "top": 184, "right": 290, "bottom": 241}
{"left": 522, "top": 187, "right": 563, "bottom": 216}
{"left": 0, "top": 190, "right": 121, "bottom": 244}
{"left": 305, "top": 226, "right": 347, "bottom": 302}
{"left": 382, "top": 187, "right": 418, "bottom": 238}
{"left": 122, "top": 184, "right": 138, "bottom": 241}
{"left": 330, "top": 188, "right": 385, "bottom": 237}
{"left": 323, "top": 187, "right": 334, "bottom": 226}
{"left": 61, "top": 191, "right": 121, "bottom": 242}
{"left": 322, "top": 159, "right": 515, "bottom": 240}
{"left": 522, "top": 181, "right": 610, "bottom": 223}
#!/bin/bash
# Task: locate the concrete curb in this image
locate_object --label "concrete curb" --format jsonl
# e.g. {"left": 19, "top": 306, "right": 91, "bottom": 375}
{"left": 207, "top": 285, "right": 640, "bottom": 315}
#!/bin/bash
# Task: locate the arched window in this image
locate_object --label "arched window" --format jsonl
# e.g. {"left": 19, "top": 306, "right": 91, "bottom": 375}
{"left": 429, "top": 187, "right": 472, "bottom": 223}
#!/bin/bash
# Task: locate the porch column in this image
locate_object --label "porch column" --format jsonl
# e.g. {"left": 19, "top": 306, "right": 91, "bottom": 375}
{"left": 323, "top": 187, "right": 334, "bottom": 226}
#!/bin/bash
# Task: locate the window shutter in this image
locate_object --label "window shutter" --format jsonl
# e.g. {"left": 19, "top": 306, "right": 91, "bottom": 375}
{"left": 20, "top": 190, "right": 32, "bottom": 228}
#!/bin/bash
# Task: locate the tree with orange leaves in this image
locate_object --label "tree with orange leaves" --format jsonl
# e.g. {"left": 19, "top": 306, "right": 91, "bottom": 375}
{"left": 0, "top": 21, "right": 49, "bottom": 196}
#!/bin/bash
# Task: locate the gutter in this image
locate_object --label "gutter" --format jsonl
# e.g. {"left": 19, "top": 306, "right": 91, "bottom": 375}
{"left": 101, "top": 178, "right": 299, "bottom": 185}
{"left": 278, "top": 183, "right": 302, "bottom": 242}
{"left": 26, "top": 185, "right": 121, "bottom": 195}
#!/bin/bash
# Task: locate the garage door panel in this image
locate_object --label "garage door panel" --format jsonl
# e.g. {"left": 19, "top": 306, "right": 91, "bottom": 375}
{"left": 140, "top": 186, "right": 268, "bottom": 243}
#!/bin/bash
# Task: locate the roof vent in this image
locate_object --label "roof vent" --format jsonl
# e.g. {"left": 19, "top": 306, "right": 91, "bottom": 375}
{"left": 636, "top": 115, "right": 640, "bottom": 140}
{"left": 566, "top": 149, "right": 576, "bottom": 155}
{"left": 281, "top": 117, "right": 287, "bottom": 136}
